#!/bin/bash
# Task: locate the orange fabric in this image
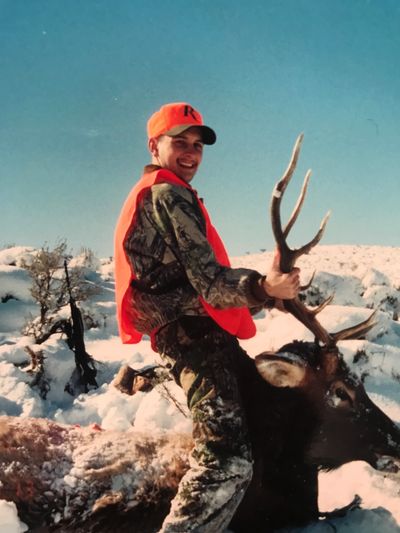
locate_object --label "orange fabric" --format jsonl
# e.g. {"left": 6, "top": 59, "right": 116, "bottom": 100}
{"left": 114, "top": 169, "right": 256, "bottom": 344}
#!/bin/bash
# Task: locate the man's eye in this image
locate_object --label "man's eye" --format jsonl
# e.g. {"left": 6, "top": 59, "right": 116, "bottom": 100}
{"left": 195, "top": 144, "right": 203, "bottom": 152}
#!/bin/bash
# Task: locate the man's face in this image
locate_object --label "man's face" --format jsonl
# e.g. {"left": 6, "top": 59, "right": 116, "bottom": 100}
{"left": 150, "top": 127, "right": 204, "bottom": 183}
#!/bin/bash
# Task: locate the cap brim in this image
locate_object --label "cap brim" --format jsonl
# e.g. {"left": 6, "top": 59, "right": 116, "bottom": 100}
{"left": 164, "top": 124, "right": 217, "bottom": 145}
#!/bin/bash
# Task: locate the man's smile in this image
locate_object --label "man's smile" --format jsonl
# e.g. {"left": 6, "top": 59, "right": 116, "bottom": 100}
{"left": 178, "top": 159, "right": 197, "bottom": 169}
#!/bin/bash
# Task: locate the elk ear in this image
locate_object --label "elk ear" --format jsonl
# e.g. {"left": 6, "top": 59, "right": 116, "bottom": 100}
{"left": 255, "top": 352, "right": 307, "bottom": 388}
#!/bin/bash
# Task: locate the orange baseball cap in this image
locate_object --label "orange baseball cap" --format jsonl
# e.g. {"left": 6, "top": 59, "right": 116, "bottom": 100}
{"left": 147, "top": 102, "right": 216, "bottom": 145}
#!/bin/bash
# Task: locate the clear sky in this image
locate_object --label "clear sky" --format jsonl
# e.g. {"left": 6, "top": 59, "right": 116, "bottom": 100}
{"left": 1, "top": 0, "right": 400, "bottom": 258}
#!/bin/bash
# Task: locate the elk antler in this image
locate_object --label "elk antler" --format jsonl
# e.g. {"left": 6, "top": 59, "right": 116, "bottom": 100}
{"left": 270, "top": 134, "right": 376, "bottom": 353}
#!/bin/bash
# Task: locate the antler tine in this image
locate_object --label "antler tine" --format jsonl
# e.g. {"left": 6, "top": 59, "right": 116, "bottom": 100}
{"left": 301, "top": 270, "right": 315, "bottom": 291}
{"left": 332, "top": 310, "right": 378, "bottom": 343}
{"left": 311, "top": 294, "right": 335, "bottom": 316}
{"left": 271, "top": 134, "right": 304, "bottom": 271}
{"left": 283, "top": 300, "right": 333, "bottom": 346}
{"left": 279, "top": 133, "right": 304, "bottom": 195}
{"left": 294, "top": 210, "right": 331, "bottom": 261}
{"left": 283, "top": 169, "right": 312, "bottom": 239}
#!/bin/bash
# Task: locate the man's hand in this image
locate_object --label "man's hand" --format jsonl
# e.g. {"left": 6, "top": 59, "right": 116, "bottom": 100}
{"left": 262, "top": 251, "right": 300, "bottom": 300}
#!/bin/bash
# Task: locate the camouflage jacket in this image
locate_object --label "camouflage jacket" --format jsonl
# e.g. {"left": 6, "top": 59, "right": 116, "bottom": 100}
{"left": 123, "top": 165, "right": 272, "bottom": 335}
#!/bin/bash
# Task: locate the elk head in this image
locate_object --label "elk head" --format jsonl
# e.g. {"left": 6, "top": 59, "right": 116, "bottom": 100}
{"left": 255, "top": 135, "right": 400, "bottom": 471}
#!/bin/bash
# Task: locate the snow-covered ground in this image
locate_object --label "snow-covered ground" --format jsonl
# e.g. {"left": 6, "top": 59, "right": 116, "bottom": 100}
{"left": 0, "top": 245, "right": 399, "bottom": 532}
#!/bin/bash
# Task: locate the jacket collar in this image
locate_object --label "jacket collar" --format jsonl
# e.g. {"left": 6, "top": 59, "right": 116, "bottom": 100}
{"left": 143, "top": 164, "right": 190, "bottom": 188}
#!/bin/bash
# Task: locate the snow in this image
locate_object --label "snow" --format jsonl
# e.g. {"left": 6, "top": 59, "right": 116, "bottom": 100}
{"left": 0, "top": 501, "right": 27, "bottom": 533}
{"left": 0, "top": 244, "right": 400, "bottom": 531}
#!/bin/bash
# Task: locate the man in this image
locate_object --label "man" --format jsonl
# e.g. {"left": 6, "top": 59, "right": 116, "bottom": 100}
{"left": 114, "top": 102, "right": 300, "bottom": 532}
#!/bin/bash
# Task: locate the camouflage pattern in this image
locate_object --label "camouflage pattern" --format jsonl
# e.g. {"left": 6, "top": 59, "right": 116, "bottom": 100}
{"left": 154, "top": 317, "right": 253, "bottom": 533}
{"left": 123, "top": 166, "right": 267, "bottom": 335}
{"left": 123, "top": 167, "right": 272, "bottom": 531}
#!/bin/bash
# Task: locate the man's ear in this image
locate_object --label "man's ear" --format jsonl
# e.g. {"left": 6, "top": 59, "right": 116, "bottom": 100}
{"left": 148, "top": 137, "right": 159, "bottom": 157}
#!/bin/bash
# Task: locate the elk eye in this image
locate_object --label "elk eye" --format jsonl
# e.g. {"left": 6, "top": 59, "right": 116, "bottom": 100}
{"left": 335, "top": 387, "right": 352, "bottom": 403}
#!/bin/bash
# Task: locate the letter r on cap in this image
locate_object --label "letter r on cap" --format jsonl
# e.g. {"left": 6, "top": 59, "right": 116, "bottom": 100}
{"left": 184, "top": 105, "right": 198, "bottom": 121}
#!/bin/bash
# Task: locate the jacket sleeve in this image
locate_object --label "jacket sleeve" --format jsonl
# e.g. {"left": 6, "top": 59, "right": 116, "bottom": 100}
{"left": 150, "top": 183, "right": 273, "bottom": 310}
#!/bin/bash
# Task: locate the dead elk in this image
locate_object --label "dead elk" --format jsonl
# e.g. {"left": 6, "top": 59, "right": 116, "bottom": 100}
{"left": 231, "top": 134, "right": 400, "bottom": 532}
{"left": 1, "top": 136, "right": 400, "bottom": 533}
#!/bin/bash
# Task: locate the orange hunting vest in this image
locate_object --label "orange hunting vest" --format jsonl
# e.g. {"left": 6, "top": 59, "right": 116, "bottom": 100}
{"left": 114, "top": 169, "right": 256, "bottom": 344}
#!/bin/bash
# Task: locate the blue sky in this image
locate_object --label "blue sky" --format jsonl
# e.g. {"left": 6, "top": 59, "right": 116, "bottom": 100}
{"left": 1, "top": 0, "right": 400, "bottom": 258}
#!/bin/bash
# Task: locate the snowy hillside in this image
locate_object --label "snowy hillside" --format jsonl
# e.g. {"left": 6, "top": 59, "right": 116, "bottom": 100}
{"left": 0, "top": 245, "right": 399, "bottom": 532}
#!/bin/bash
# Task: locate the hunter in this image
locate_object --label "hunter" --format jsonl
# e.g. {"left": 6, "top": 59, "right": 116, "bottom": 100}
{"left": 114, "top": 102, "right": 300, "bottom": 532}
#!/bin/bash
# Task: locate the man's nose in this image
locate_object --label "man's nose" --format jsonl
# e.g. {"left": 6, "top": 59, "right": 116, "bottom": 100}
{"left": 184, "top": 144, "right": 197, "bottom": 155}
